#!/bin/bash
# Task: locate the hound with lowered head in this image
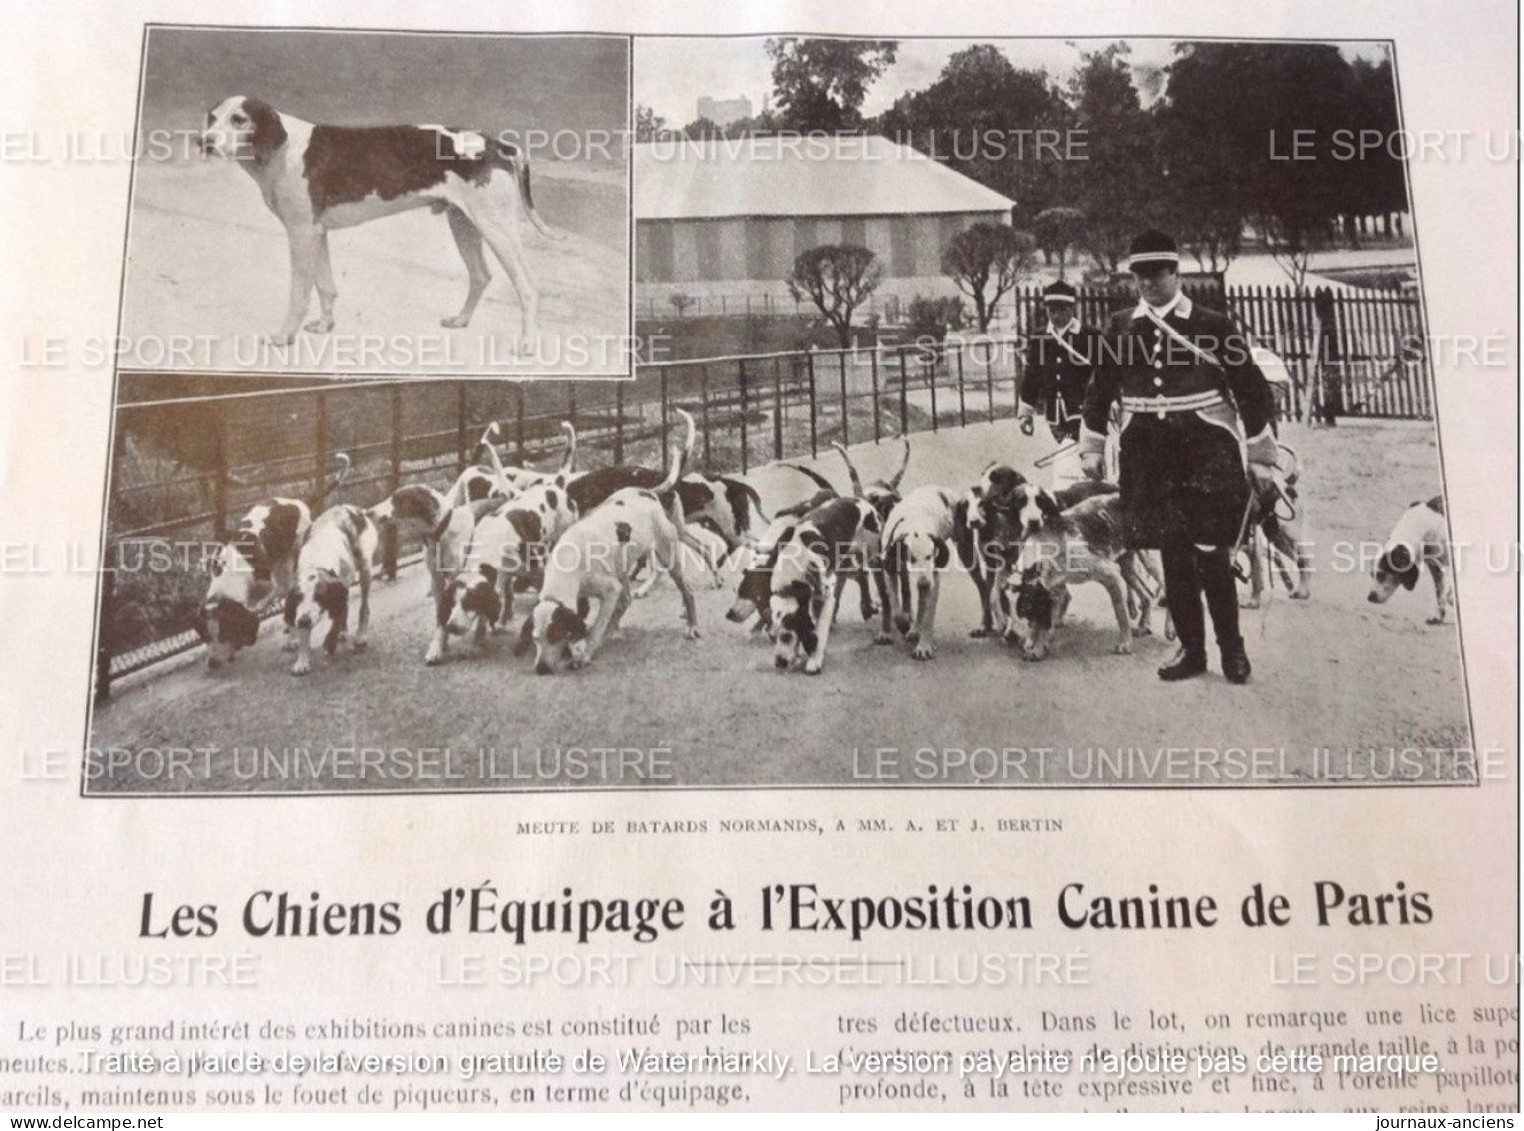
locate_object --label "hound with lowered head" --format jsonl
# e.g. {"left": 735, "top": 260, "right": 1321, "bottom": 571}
{"left": 521, "top": 439, "right": 700, "bottom": 675}
{"left": 1002, "top": 493, "right": 1158, "bottom": 662}
{"left": 283, "top": 504, "right": 380, "bottom": 676}
{"left": 198, "top": 497, "right": 311, "bottom": 668}
{"left": 432, "top": 477, "right": 582, "bottom": 663}
{"left": 1368, "top": 495, "right": 1453, "bottom": 624}
{"left": 953, "top": 462, "right": 1028, "bottom": 638}
{"left": 770, "top": 497, "right": 888, "bottom": 675}
{"left": 882, "top": 485, "right": 961, "bottom": 661}
{"left": 198, "top": 96, "right": 561, "bottom": 346}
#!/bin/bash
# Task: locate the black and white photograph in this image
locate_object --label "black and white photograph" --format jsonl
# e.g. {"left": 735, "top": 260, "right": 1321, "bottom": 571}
{"left": 86, "top": 36, "right": 1471, "bottom": 793}
{"left": 116, "top": 27, "right": 632, "bottom": 376}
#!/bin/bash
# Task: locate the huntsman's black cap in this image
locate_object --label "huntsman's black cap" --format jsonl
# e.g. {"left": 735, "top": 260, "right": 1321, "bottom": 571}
{"left": 1127, "top": 229, "right": 1180, "bottom": 271}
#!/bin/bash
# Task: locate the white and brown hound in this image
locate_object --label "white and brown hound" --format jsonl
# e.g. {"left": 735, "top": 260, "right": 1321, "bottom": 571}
{"left": 198, "top": 497, "right": 311, "bottom": 667}
{"left": 1002, "top": 493, "right": 1160, "bottom": 661}
{"left": 1368, "top": 495, "right": 1453, "bottom": 624}
{"left": 770, "top": 496, "right": 888, "bottom": 675}
{"left": 669, "top": 472, "right": 769, "bottom": 583}
{"left": 1239, "top": 441, "right": 1312, "bottom": 607}
{"left": 520, "top": 439, "right": 700, "bottom": 675}
{"left": 436, "top": 476, "right": 581, "bottom": 659}
{"left": 953, "top": 461, "right": 1028, "bottom": 638}
{"left": 283, "top": 504, "right": 380, "bottom": 676}
{"left": 882, "top": 485, "right": 960, "bottom": 661}
{"left": 199, "top": 96, "right": 561, "bottom": 345}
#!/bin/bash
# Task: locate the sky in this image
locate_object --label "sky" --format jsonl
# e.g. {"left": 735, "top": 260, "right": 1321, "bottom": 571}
{"left": 635, "top": 37, "right": 1391, "bottom": 126}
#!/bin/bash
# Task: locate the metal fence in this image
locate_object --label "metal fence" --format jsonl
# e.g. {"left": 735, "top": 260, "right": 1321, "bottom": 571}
{"left": 638, "top": 283, "right": 1432, "bottom": 423}
{"left": 96, "top": 282, "right": 1432, "bottom": 697}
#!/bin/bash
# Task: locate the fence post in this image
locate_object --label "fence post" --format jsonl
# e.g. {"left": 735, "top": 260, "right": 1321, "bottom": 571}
{"left": 806, "top": 350, "right": 818, "bottom": 457}
{"left": 94, "top": 566, "right": 114, "bottom": 705}
{"left": 389, "top": 386, "right": 403, "bottom": 494}
{"left": 660, "top": 367, "right": 670, "bottom": 456}
{"left": 986, "top": 341, "right": 995, "bottom": 423}
{"left": 455, "top": 384, "right": 468, "bottom": 472}
{"left": 898, "top": 349, "right": 909, "bottom": 435}
{"left": 838, "top": 351, "right": 849, "bottom": 447}
{"left": 699, "top": 363, "right": 711, "bottom": 469}
{"left": 614, "top": 381, "right": 625, "bottom": 465}
{"left": 772, "top": 356, "right": 783, "bottom": 461}
{"left": 213, "top": 401, "right": 229, "bottom": 536}
{"left": 314, "top": 390, "right": 329, "bottom": 506}
{"left": 381, "top": 385, "right": 403, "bottom": 581}
{"left": 927, "top": 347, "right": 939, "bottom": 433}
{"left": 738, "top": 358, "right": 750, "bottom": 475}
{"left": 956, "top": 344, "right": 967, "bottom": 427}
{"left": 870, "top": 348, "right": 881, "bottom": 444}
{"left": 514, "top": 384, "right": 527, "bottom": 464}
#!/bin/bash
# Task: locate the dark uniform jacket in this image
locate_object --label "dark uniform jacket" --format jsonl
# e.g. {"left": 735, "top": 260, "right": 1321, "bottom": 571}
{"left": 1079, "top": 294, "right": 1278, "bottom": 549}
{"left": 1020, "top": 319, "right": 1103, "bottom": 441}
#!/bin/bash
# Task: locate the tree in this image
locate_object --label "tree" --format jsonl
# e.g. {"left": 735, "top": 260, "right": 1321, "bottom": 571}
{"left": 1032, "top": 207, "right": 1086, "bottom": 278}
{"left": 634, "top": 104, "right": 667, "bottom": 143}
{"left": 785, "top": 245, "right": 883, "bottom": 347}
{"left": 764, "top": 38, "right": 898, "bottom": 132}
{"left": 1067, "top": 44, "right": 1163, "bottom": 276}
{"left": 1159, "top": 43, "right": 1370, "bottom": 286}
{"left": 876, "top": 44, "right": 1072, "bottom": 221}
{"left": 680, "top": 116, "right": 724, "bottom": 140}
{"left": 941, "top": 222, "right": 1037, "bottom": 331}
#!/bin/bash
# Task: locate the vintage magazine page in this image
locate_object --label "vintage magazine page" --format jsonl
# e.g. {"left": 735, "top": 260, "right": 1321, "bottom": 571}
{"left": 0, "top": 0, "right": 1518, "bottom": 1121}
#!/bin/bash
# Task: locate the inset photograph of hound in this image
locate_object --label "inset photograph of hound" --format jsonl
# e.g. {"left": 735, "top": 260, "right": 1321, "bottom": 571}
{"left": 89, "top": 370, "right": 1471, "bottom": 791}
{"left": 118, "top": 28, "right": 630, "bottom": 376}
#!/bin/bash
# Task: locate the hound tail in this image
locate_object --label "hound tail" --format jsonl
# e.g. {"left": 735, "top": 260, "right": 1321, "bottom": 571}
{"left": 888, "top": 437, "right": 911, "bottom": 491}
{"left": 319, "top": 452, "right": 353, "bottom": 499}
{"left": 497, "top": 142, "right": 565, "bottom": 241}
{"left": 558, "top": 421, "right": 578, "bottom": 474}
{"left": 831, "top": 443, "right": 866, "bottom": 498}
{"left": 781, "top": 463, "right": 836, "bottom": 493}
{"left": 657, "top": 410, "right": 696, "bottom": 494}
{"left": 477, "top": 422, "right": 517, "bottom": 497}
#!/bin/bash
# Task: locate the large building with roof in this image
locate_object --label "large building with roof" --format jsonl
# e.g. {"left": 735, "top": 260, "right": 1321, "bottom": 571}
{"left": 634, "top": 135, "right": 1015, "bottom": 288}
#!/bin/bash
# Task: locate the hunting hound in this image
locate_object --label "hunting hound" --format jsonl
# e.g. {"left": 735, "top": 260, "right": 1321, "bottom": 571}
{"left": 198, "top": 96, "right": 561, "bottom": 345}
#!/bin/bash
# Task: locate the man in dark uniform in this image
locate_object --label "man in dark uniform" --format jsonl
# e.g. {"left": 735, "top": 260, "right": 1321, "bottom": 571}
{"left": 1018, "top": 281, "right": 1103, "bottom": 488}
{"left": 1079, "top": 230, "right": 1279, "bottom": 684}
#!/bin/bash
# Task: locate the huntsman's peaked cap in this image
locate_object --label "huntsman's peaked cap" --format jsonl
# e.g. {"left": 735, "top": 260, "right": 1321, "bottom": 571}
{"left": 1042, "top": 281, "right": 1078, "bottom": 304}
{"left": 1126, "top": 229, "right": 1180, "bottom": 271}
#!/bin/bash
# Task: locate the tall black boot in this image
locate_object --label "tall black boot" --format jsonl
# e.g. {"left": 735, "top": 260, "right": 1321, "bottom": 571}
{"left": 1158, "top": 544, "right": 1207, "bottom": 681}
{"left": 1198, "top": 545, "right": 1251, "bottom": 684}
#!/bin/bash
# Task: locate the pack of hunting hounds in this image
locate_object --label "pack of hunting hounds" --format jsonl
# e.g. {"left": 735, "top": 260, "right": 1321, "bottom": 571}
{"left": 196, "top": 412, "right": 1454, "bottom": 680}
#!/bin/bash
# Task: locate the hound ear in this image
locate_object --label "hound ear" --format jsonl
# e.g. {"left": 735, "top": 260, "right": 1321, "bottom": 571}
{"left": 317, "top": 577, "right": 348, "bottom": 620}
{"left": 243, "top": 98, "right": 287, "bottom": 164}
{"left": 1400, "top": 564, "right": 1420, "bottom": 591}
{"left": 471, "top": 582, "right": 502, "bottom": 626}
{"left": 548, "top": 604, "right": 588, "bottom": 644}
{"left": 229, "top": 602, "right": 261, "bottom": 647}
{"left": 1038, "top": 489, "right": 1063, "bottom": 521}
{"left": 512, "top": 617, "right": 536, "bottom": 656}
{"left": 933, "top": 538, "right": 950, "bottom": 570}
